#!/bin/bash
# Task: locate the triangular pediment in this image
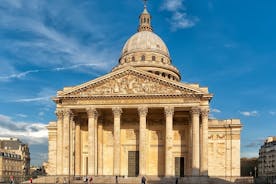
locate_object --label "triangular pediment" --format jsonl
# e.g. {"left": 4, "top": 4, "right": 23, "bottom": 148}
{"left": 58, "top": 67, "right": 209, "bottom": 98}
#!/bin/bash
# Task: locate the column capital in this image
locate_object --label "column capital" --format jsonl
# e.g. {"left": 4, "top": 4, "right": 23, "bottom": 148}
{"left": 164, "top": 106, "right": 174, "bottom": 117}
{"left": 201, "top": 108, "right": 210, "bottom": 117}
{"left": 190, "top": 107, "right": 200, "bottom": 115}
{"left": 138, "top": 106, "right": 148, "bottom": 117}
{"left": 55, "top": 109, "right": 64, "bottom": 119}
{"left": 63, "top": 108, "right": 73, "bottom": 117}
{"left": 112, "top": 107, "right": 122, "bottom": 117}
{"left": 86, "top": 108, "right": 98, "bottom": 118}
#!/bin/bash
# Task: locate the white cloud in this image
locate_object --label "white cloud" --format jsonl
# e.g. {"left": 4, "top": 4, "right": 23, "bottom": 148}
{"left": 12, "top": 88, "right": 56, "bottom": 108}
{"left": 161, "top": 0, "right": 184, "bottom": 11}
{"left": 0, "top": 70, "right": 40, "bottom": 81}
{"left": 16, "top": 114, "right": 28, "bottom": 118}
{"left": 0, "top": 0, "right": 117, "bottom": 79}
{"left": 211, "top": 108, "right": 221, "bottom": 113}
{"left": 161, "top": 0, "right": 198, "bottom": 30}
{"left": 38, "top": 112, "right": 45, "bottom": 116}
{"left": 14, "top": 96, "right": 51, "bottom": 103}
{"left": 241, "top": 151, "right": 258, "bottom": 158}
{"left": 240, "top": 110, "right": 259, "bottom": 117}
{"left": 0, "top": 114, "right": 48, "bottom": 145}
{"left": 0, "top": 63, "right": 105, "bottom": 82}
{"left": 269, "top": 111, "right": 276, "bottom": 116}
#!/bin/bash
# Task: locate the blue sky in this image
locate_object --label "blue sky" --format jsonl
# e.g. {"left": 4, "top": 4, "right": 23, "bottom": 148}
{"left": 0, "top": 0, "right": 275, "bottom": 166}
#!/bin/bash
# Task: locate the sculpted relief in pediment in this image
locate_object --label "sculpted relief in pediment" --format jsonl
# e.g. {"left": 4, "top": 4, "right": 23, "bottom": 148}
{"left": 75, "top": 74, "right": 186, "bottom": 96}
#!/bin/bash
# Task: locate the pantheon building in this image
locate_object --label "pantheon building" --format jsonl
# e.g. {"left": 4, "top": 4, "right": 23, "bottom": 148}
{"left": 46, "top": 5, "right": 242, "bottom": 181}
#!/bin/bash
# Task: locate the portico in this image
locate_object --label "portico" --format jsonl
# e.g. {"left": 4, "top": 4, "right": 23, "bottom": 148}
{"left": 53, "top": 103, "right": 209, "bottom": 177}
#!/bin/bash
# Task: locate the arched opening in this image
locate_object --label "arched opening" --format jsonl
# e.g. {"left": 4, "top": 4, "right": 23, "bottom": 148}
{"left": 152, "top": 56, "right": 156, "bottom": 61}
{"left": 141, "top": 55, "right": 145, "bottom": 61}
{"left": 132, "top": 56, "right": 135, "bottom": 61}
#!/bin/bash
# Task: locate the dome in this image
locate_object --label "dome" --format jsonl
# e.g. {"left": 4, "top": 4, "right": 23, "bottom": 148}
{"left": 121, "top": 31, "right": 170, "bottom": 58}
{"left": 112, "top": 7, "right": 181, "bottom": 81}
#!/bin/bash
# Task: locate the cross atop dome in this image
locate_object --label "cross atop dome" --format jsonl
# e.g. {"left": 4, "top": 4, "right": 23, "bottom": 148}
{"left": 138, "top": 0, "right": 152, "bottom": 32}
{"left": 142, "top": 0, "right": 148, "bottom": 8}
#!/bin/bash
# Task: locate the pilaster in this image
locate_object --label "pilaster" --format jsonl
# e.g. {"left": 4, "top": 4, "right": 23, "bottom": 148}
{"left": 138, "top": 106, "right": 148, "bottom": 176}
{"left": 164, "top": 106, "right": 174, "bottom": 176}
{"left": 112, "top": 107, "right": 122, "bottom": 176}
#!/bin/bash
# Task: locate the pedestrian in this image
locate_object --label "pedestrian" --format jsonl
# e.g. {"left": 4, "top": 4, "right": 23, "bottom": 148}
{"left": 83, "top": 176, "right": 88, "bottom": 184}
{"left": 175, "top": 177, "right": 178, "bottom": 184}
{"left": 29, "top": 177, "right": 33, "bottom": 183}
{"left": 89, "top": 176, "right": 93, "bottom": 184}
{"left": 115, "top": 176, "right": 118, "bottom": 184}
{"left": 141, "top": 176, "right": 146, "bottom": 184}
{"left": 9, "top": 176, "right": 15, "bottom": 184}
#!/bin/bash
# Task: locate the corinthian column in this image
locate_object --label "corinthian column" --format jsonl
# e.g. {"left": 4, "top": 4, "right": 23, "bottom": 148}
{"left": 87, "top": 108, "right": 98, "bottom": 175}
{"left": 112, "top": 107, "right": 122, "bottom": 176}
{"left": 201, "top": 108, "right": 209, "bottom": 176}
{"left": 138, "top": 106, "right": 148, "bottom": 176}
{"left": 97, "top": 117, "right": 103, "bottom": 175}
{"left": 190, "top": 107, "right": 200, "bottom": 176}
{"left": 63, "top": 109, "right": 72, "bottom": 175}
{"left": 55, "top": 109, "right": 63, "bottom": 175}
{"left": 164, "top": 106, "right": 174, "bottom": 176}
{"left": 75, "top": 118, "right": 81, "bottom": 176}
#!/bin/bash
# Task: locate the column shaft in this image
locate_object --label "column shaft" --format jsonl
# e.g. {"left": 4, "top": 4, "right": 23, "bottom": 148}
{"left": 87, "top": 108, "right": 97, "bottom": 175}
{"left": 112, "top": 107, "right": 122, "bottom": 176}
{"left": 63, "top": 109, "right": 72, "bottom": 175}
{"left": 70, "top": 116, "right": 75, "bottom": 175}
{"left": 138, "top": 106, "right": 148, "bottom": 176}
{"left": 191, "top": 107, "right": 200, "bottom": 176}
{"left": 75, "top": 120, "right": 81, "bottom": 176}
{"left": 201, "top": 109, "right": 209, "bottom": 176}
{"left": 94, "top": 115, "right": 98, "bottom": 175}
{"left": 56, "top": 109, "right": 63, "bottom": 175}
{"left": 165, "top": 107, "right": 174, "bottom": 176}
{"left": 98, "top": 119, "right": 103, "bottom": 175}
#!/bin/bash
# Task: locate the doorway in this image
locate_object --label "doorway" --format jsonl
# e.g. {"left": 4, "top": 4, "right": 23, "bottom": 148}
{"left": 175, "top": 157, "right": 185, "bottom": 177}
{"left": 128, "top": 151, "right": 139, "bottom": 177}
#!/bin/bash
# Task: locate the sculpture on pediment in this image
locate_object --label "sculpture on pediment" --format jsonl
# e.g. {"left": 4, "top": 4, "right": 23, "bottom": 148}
{"left": 76, "top": 74, "right": 183, "bottom": 96}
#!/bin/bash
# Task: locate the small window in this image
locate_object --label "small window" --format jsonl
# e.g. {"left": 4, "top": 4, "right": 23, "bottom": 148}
{"left": 161, "top": 58, "right": 164, "bottom": 63}
{"left": 152, "top": 56, "right": 156, "bottom": 61}
{"left": 132, "top": 56, "right": 135, "bottom": 61}
{"left": 144, "top": 18, "right": 146, "bottom": 23}
{"left": 147, "top": 18, "right": 149, "bottom": 23}
{"left": 141, "top": 55, "right": 145, "bottom": 61}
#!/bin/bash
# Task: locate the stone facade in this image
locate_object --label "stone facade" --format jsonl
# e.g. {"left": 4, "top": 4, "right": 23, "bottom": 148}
{"left": 45, "top": 5, "right": 242, "bottom": 180}
{"left": 258, "top": 136, "right": 276, "bottom": 177}
{"left": 0, "top": 152, "right": 23, "bottom": 178}
{"left": 0, "top": 137, "right": 30, "bottom": 176}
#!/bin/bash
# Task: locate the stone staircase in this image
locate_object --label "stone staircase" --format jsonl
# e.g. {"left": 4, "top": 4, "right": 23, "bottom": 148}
{"left": 24, "top": 176, "right": 254, "bottom": 184}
